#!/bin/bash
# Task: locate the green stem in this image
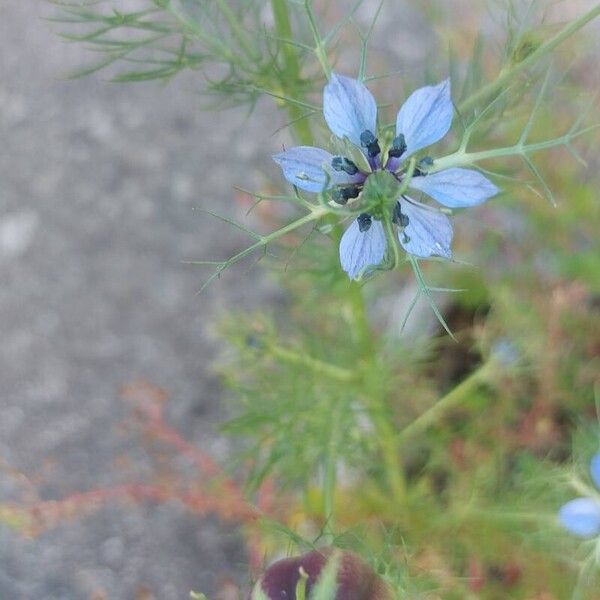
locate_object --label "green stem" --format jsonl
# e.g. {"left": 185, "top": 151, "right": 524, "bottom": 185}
{"left": 381, "top": 216, "right": 401, "bottom": 272}
{"left": 431, "top": 124, "right": 597, "bottom": 172}
{"left": 348, "top": 287, "right": 406, "bottom": 505}
{"left": 328, "top": 221, "right": 372, "bottom": 352}
{"left": 304, "top": 0, "right": 332, "bottom": 79}
{"left": 398, "top": 360, "right": 495, "bottom": 443}
{"left": 330, "top": 223, "right": 404, "bottom": 502}
{"left": 323, "top": 400, "right": 344, "bottom": 534}
{"left": 373, "top": 409, "right": 407, "bottom": 503}
{"left": 397, "top": 157, "right": 417, "bottom": 192}
{"left": 348, "top": 282, "right": 373, "bottom": 352}
{"left": 459, "top": 4, "right": 600, "bottom": 114}
{"left": 162, "top": 2, "right": 237, "bottom": 62}
{"left": 214, "top": 0, "right": 260, "bottom": 61}
{"left": 266, "top": 343, "right": 356, "bottom": 382}
{"left": 271, "top": 0, "right": 312, "bottom": 144}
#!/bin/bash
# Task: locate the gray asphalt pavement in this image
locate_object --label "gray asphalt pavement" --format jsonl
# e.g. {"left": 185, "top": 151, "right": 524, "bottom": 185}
{"left": 0, "top": 2, "right": 278, "bottom": 598}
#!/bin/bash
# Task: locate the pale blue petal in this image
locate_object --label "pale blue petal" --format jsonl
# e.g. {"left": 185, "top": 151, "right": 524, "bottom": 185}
{"left": 591, "top": 452, "right": 600, "bottom": 490}
{"left": 323, "top": 73, "right": 377, "bottom": 147}
{"left": 409, "top": 168, "right": 498, "bottom": 208}
{"left": 273, "top": 146, "right": 362, "bottom": 193}
{"left": 395, "top": 79, "right": 453, "bottom": 157}
{"left": 559, "top": 497, "right": 600, "bottom": 538}
{"left": 339, "top": 218, "right": 386, "bottom": 279}
{"left": 398, "top": 198, "right": 453, "bottom": 259}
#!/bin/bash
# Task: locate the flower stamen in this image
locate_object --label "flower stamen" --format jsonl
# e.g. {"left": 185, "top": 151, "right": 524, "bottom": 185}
{"left": 357, "top": 213, "right": 372, "bottom": 232}
{"left": 392, "top": 202, "right": 409, "bottom": 227}
{"left": 331, "top": 156, "right": 359, "bottom": 175}
{"left": 332, "top": 185, "right": 361, "bottom": 205}
{"left": 360, "top": 130, "right": 381, "bottom": 158}
{"left": 388, "top": 134, "right": 406, "bottom": 158}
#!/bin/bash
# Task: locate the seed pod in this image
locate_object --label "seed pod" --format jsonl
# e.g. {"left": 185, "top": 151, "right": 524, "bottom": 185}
{"left": 251, "top": 547, "right": 396, "bottom": 600}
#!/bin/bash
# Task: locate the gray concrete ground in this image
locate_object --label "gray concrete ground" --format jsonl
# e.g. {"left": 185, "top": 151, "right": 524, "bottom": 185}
{"left": 0, "top": 2, "right": 279, "bottom": 598}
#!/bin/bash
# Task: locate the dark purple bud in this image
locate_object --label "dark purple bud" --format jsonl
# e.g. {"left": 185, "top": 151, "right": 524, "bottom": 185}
{"left": 253, "top": 548, "right": 395, "bottom": 600}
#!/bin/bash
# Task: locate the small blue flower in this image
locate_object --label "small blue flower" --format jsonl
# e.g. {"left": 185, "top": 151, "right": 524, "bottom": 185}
{"left": 273, "top": 73, "right": 499, "bottom": 280}
{"left": 558, "top": 452, "right": 600, "bottom": 538}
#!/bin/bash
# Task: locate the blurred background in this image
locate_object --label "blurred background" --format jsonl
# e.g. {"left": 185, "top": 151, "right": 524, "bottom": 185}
{"left": 1, "top": 1, "right": 599, "bottom": 598}
{"left": 0, "top": 1, "right": 281, "bottom": 597}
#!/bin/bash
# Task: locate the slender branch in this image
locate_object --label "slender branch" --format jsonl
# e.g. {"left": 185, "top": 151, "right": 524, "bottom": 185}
{"left": 189, "top": 206, "right": 328, "bottom": 292}
{"left": 265, "top": 342, "right": 357, "bottom": 383}
{"left": 214, "top": 0, "right": 261, "bottom": 61}
{"left": 323, "top": 399, "right": 344, "bottom": 534}
{"left": 303, "top": 0, "right": 331, "bottom": 78}
{"left": 397, "top": 360, "right": 495, "bottom": 443}
{"left": 271, "top": 0, "right": 313, "bottom": 144}
{"left": 431, "top": 125, "right": 600, "bottom": 172}
{"left": 459, "top": 4, "right": 600, "bottom": 114}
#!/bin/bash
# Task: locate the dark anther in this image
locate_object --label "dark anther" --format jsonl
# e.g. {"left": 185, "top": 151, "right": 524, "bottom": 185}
{"left": 245, "top": 334, "right": 264, "bottom": 350}
{"left": 360, "top": 130, "right": 381, "bottom": 158}
{"left": 331, "top": 156, "right": 359, "bottom": 175}
{"left": 414, "top": 156, "right": 434, "bottom": 176}
{"left": 393, "top": 203, "right": 409, "bottom": 228}
{"left": 332, "top": 185, "right": 361, "bottom": 205}
{"left": 357, "top": 213, "right": 372, "bottom": 232}
{"left": 360, "top": 130, "right": 376, "bottom": 145}
{"left": 388, "top": 134, "right": 407, "bottom": 158}
{"left": 331, "top": 189, "right": 346, "bottom": 205}
{"left": 341, "top": 186, "right": 361, "bottom": 201}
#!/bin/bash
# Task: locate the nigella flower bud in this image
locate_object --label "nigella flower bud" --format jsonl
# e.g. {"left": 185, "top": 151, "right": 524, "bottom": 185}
{"left": 251, "top": 548, "right": 395, "bottom": 600}
{"left": 490, "top": 338, "right": 520, "bottom": 367}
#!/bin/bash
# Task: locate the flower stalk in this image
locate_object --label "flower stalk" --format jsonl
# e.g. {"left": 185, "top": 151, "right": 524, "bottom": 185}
{"left": 271, "top": 0, "right": 313, "bottom": 144}
{"left": 397, "top": 358, "right": 497, "bottom": 444}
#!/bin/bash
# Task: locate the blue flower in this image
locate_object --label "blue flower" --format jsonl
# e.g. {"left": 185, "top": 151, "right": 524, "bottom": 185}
{"left": 558, "top": 452, "right": 600, "bottom": 538}
{"left": 273, "top": 73, "right": 499, "bottom": 280}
